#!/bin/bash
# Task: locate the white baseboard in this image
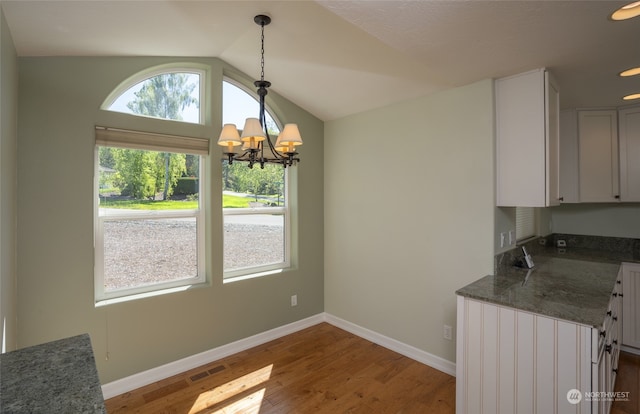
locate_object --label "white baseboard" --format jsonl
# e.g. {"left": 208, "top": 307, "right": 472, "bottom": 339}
{"left": 621, "top": 344, "right": 640, "bottom": 356}
{"left": 101, "top": 312, "right": 456, "bottom": 399}
{"left": 324, "top": 313, "right": 456, "bottom": 377}
{"left": 101, "top": 313, "right": 324, "bottom": 399}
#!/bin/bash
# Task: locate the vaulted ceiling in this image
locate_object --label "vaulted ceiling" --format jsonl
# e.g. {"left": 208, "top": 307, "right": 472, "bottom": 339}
{"left": 3, "top": 0, "right": 639, "bottom": 121}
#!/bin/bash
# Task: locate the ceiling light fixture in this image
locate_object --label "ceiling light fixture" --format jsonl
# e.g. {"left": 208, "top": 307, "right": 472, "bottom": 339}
{"left": 611, "top": 1, "right": 640, "bottom": 20}
{"left": 623, "top": 93, "right": 640, "bottom": 101}
{"left": 620, "top": 67, "right": 640, "bottom": 77}
{"left": 217, "top": 14, "right": 303, "bottom": 169}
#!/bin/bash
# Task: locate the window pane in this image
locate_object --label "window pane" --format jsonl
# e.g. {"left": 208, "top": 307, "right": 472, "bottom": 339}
{"left": 109, "top": 73, "right": 200, "bottom": 124}
{"left": 99, "top": 147, "right": 199, "bottom": 207}
{"left": 103, "top": 218, "right": 198, "bottom": 291}
{"left": 223, "top": 214, "right": 284, "bottom": 271}
{"left": 222, "top": 161, "right": 285, "bottom": 207}
{"left": 96, "top": 144, "right": 202, "bottom": 300}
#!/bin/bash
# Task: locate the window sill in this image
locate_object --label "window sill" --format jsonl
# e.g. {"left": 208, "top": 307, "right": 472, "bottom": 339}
{"left": 223, "top": 268, "right": 285, "bottom": 284}
{"left": 95, "top": 283, "right": 206, "bottom": 307}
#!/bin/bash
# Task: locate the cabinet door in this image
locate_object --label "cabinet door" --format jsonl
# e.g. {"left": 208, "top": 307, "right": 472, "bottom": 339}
{"left": 496, "top": 69, "right": 546, "bottom": 207}
{"left": 619, "top": 106, "right": 640, "bottom": 201}
{"left": 496, "top": 68, "right": 560, "bottom": 207}
{"left": 457, "top": 297, "right": 592, "bottom": 414}
{"left": 622, "top": 262, "right": 640, "bottom": 348}
{"left": 578, "top": 110, "right": 620, "bottom": 202}
{"left": 546, "top": 72, "right": 561, "bottom": 206}
{"left": 560, "top": 109, "right": 580, "bottom": 203}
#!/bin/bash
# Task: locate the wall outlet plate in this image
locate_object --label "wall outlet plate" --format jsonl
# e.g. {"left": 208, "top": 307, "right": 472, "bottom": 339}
{"left": 443, "top": 324, "right": 452, "bottom": 340}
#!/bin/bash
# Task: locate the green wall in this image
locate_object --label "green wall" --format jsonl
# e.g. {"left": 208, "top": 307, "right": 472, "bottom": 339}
{"left": 324, "top": 79, "right": 495, "bottom": 364}
{"left": 17, "top": 56, "right": 324, "bottom": 383}
{"left": 0, "top": 7, "right": 18, "bottom": 353}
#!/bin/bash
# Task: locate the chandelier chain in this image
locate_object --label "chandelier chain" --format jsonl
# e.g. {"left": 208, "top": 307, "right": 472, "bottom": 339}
{"left": 260, "top": 23, "right": 265, "bottom": 82}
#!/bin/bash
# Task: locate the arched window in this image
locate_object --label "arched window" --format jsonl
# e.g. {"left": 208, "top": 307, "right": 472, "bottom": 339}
{"left": 222, "top": 79, "right": 290, "bottom": 279}
{"left": 95, "top": 66, "right": 208, "bottom": 303}
{"left": 103, "top": 69, "right": 203, "bottom": 124}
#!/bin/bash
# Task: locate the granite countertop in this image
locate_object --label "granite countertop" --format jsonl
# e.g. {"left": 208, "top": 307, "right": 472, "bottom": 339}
{"left": 456, "top": 255, "right": 621, "bottom": 328}
{"left": 0, "top": 333, "right": 106, "bottom": 413}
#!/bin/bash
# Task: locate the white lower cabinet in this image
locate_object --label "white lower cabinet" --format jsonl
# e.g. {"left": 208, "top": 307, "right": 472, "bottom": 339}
{"left": 456, "top": 279, "right": 621, "bottom": 414}
{"left": 622, "top": 262, "right": 640, "bottom": 349}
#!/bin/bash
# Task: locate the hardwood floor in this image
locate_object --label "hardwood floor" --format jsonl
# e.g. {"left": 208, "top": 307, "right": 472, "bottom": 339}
{"left": 612, "top": 351, "right": 640, "bottom": 414}
{"left": 105, "top": 323, "right": 456, "bottom": 413}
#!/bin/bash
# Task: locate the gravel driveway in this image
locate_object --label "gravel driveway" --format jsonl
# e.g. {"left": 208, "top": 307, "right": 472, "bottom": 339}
{"left": 103, "top": 218, "right": 284, "bottom": 291}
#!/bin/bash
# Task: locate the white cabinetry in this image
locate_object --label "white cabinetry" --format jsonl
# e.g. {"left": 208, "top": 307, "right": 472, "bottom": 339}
{"left": 457, "top": 277, "right": 622, "bottom": 414}
{"left": 618, "top": 107, "right": 640, "bottom": 201}
{"left": 496, "top": 68, "right": 561, "bottom": 207}
{"left": 578, "top": 110, "right": 620, "bottom": 202}
{"left": 622, "top": 262, "right": 640, "bottom": 349}
{"left": 595, "top": 267, "right": 622, "bottom": 414}
{"left": 560, "top": 109, "right": 580, "bottom": 203}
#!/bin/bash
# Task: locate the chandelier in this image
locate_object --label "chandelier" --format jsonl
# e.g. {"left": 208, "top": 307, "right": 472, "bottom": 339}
{"left": 217, "top": 14, "right": 303, "bottom": 169}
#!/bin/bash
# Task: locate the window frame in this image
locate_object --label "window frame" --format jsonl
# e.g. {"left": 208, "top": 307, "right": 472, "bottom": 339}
{"left": 221, "top": 77, "right": 292, "bottom": 280}
{"left": 101, "top": 66, "right": 206, "bottom": 125}
{"left": 222, "top": 175, "right": 291, "bottom": 280}
{"left": 94, "top": 144, "right": 206, "bottom": 303}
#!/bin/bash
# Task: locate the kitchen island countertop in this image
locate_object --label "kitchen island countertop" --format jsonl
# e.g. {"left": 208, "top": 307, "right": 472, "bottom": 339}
{"left": 0, "top": 333, "right": 106, "bottom": 413}
{"left": 456, "top": 255, "right": 621, "bottom": 328}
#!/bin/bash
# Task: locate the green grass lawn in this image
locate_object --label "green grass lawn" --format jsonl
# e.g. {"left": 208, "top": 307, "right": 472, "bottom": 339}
{"left": 99, "top": 194, "right": 278, "bottom": 210}
{"left": 99, "top": 199, "right": 199, "bottom": 210}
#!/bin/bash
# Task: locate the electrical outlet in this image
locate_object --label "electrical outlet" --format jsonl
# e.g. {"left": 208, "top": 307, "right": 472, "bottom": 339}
{"left": 500, "top": 232, "right": 506, "bottom": 248}
{"left": 508, "top": 230, "right": 515, "bottom": 246}
{"left": 291, "top": 294, "right": 297, "bottom": 307}
{"left": 443, "top": 324, "right": 452, "bottom": 341}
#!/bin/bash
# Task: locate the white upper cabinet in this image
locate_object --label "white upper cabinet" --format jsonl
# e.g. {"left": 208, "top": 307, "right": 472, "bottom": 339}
{"left": 578, "top": 110, "right": 620, "bottom": 202}
{"left": 618, "top": 106, "right": 640, "bottom": 202}
{"left": 559, "top": 109, "right": 580, "bottom": 203}
{"left": 496, "top": 68, "right": 561, "bottom": 207}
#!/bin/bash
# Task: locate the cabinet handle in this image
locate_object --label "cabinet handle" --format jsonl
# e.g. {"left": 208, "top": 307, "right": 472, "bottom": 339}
{"left": 613, "top": 368, "right": 618, "bottom": 374}
{"left": 613, "top": 316, "right": 618, "bottom": 321}
{"left": 559, "top": 196, "right": 564, "bottom": 201}
{"left": 606, "top": 344, "right": 612, "bottom": 353}
{"left": 613, "top": 340, "right": 618, "bottom": 345}
{"left": 615, "top": 195, "right": 620, "bottom": 199}
{"left": 620, "top": 293, "right": 624, "bottom": 297}
{"left": 607, "top": 310, "right": 612, "bottom": 316}
{"left": 617, "top": 280, "right": 621, "bottom": 284}
{"left": 613, "top": 292, "right": 618, "bottom": 297}
{"left": 600, "top": 330, "right": 606, "bottom": 337}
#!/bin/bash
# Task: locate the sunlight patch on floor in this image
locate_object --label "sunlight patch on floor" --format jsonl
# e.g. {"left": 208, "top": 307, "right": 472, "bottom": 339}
{"left": 188, "top": 364, "right": 273, "bottom": 413}
{"left": 207, "top": 388, "right": 266, "bottom": 414}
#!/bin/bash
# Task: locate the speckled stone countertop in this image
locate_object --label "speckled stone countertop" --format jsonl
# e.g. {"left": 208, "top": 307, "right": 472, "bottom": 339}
{"left": 457, "top": 254, "right": 622, "bottom": 329}
{"left": 0, "top": 333, "right": 106, "bottom": 413}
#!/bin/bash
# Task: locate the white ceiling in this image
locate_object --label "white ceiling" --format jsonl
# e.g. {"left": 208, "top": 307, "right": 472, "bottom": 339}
{"left": 2, "top": 0, "right": 640, "bottom": 121}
